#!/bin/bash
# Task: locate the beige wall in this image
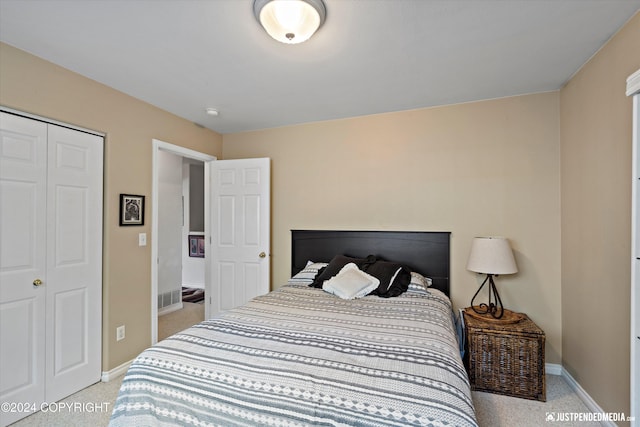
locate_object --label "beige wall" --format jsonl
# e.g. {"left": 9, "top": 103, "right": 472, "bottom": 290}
{"left": 224, "top": 92, "right": 563, "bottom": 363}
{"left": 5, "top": 9, "right": 638, "bottom": 411}
{"left": 560, "top": 12, "right": 640, "bottom": 417}
{"left": 0, "top": 42, "right": 223, "bottom": 371}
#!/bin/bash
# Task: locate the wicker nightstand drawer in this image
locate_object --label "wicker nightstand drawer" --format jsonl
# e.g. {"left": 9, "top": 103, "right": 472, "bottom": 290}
{"left": 463, "top": 309, "right": 546, "bottom": 401}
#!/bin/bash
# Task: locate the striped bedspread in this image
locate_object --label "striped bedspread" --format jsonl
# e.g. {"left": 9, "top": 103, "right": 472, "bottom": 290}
{"left": 109, "top": 283, "right": 477, "bottom": 427}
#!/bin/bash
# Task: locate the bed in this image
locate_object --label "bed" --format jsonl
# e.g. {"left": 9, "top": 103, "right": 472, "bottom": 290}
{"left": 109, "top": 230, "right": 477, "bottom": 426}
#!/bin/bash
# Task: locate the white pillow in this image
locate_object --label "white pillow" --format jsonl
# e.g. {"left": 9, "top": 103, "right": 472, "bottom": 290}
{"left": 322, "top": 263, "right": 380, "bottom": 300}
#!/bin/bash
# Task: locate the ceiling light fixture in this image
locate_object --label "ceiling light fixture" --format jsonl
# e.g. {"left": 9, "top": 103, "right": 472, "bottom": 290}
{"left": 253, "top": 0, "right": 326, "bottom": 44}
{"left": 206, "top": 108, "right": 219, "bottom": 117}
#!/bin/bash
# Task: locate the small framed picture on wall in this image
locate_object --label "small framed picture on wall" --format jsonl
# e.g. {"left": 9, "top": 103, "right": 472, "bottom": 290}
{"left": 119, "top": 194, "right": 145, "bottom": 226}
{"left": 189, "top": 235, "right": 205, "bottom": 258}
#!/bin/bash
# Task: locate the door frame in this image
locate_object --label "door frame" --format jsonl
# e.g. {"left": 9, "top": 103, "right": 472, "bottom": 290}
{"left": 628, "top": 68, "right": 640, "bottom": 427}
{"left": 151, "top": 139, "right": 215, "bottom": 344}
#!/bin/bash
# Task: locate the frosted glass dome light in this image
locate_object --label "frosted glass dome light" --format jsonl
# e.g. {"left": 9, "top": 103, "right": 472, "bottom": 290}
{"left": 253, "top": 0, "right": 326, "bottom": 44}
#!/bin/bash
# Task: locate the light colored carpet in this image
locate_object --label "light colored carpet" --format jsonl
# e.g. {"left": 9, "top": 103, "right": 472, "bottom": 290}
{"left": 472, "top": 374, "right": 601, "bottom": 427}
{"left": 6, "top": 374, "right": 123, "bottom": 427}
{"left": 9, "top": 374, "right": 599, "bottom": 426}
{"left": 157, "top": 301, "right": 205, "bottom": 341}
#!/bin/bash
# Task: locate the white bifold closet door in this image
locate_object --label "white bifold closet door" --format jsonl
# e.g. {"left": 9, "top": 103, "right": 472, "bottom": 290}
{"left": 0, "top": 112, "right": 103, "bottom": 427}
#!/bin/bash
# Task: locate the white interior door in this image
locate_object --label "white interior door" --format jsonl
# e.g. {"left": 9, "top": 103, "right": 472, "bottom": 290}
{"left": 0, "top": 112, "right": 103, "bottom": 426}
{"left": 0, "top": 113, "right": 48, "bottom": 427}
{"left": 44, "top": 124, "right": 103, "bottom": 403}
{"left": 208, "top": 158, "right": 270, "bottom": 317}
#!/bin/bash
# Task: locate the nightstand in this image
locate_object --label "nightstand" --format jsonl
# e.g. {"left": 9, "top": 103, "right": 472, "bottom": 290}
{"left": 463, "top": 308, "right": 546, "bottom": 401}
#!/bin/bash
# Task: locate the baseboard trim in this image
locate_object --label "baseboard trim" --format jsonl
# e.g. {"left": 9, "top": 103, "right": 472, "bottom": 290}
{"left": 559, "top": 366, "right": 616, "bottom": 427}
{"left": 101, "top": 359, "right": 133, "bottom": 382}
{"left": 545, "top": 363, "right": 562, "bottom": 376}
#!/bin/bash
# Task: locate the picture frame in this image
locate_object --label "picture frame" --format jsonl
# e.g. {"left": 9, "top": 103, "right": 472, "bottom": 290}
{"left": 119, "top": 194, "right": 145, "bottom": 226}
{"left": 189, "top": 235, "right": 205, "bottom": 258}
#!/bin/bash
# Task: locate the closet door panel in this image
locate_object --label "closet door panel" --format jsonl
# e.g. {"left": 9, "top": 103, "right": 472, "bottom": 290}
{"left": 45, "top": 124, "right": 103, "bottom": 403}
{"left": 54, "top": 185, "right": 88, "bottom": 265}
{"left": 53, "top": 288, "right": 87, "bottom": 373}
{"left": 0, "top": 113, "right": 47, "bottom": 427}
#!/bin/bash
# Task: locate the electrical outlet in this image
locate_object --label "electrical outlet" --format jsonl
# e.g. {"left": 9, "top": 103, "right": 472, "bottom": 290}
{"left": 116, "top": 325, "right": 125, "bottom": 341}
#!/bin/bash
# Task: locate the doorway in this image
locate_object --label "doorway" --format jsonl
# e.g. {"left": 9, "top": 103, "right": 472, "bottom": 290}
{"left": 151, "top": 139, "right": 215, "bottom": 344}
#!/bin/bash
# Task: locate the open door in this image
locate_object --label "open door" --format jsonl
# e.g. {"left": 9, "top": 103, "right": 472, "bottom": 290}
{"left": 206, "top": 158, "right": 270, "bottom": 318}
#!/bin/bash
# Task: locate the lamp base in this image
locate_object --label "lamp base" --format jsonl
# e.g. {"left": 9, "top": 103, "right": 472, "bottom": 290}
{"left": 469, "top": 273, "right": 506, "bottom": 318}
{"left": 464, "top": 307, "right": 524, "bottom": 324}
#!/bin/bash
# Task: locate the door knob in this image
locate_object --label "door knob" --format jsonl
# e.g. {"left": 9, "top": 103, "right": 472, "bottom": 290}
{"left": 259, "top": 252, "right": 266, "bottom": 258}
{"left": 33, "top": 279, "right": 43, "bottom": 287}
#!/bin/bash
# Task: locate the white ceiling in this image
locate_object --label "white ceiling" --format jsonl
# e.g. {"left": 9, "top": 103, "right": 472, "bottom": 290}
{"left": 1, "top": 0, "right": 638, "bottom": 134}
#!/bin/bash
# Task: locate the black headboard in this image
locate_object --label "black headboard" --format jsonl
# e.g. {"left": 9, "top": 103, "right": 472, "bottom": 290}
{"left": 291, "top": 230, "right": 451, "bottom": 296}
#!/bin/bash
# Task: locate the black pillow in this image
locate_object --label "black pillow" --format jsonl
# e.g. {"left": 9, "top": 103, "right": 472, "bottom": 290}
{"left": 309, "top": 254, "right": 374, "bottom": 288}
{"left": 365, "top": 260, "right": 411, "bottom": 298}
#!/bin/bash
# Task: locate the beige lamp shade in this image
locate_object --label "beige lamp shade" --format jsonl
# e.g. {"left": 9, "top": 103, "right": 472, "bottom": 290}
{"left": 466, "top": 237, "right": 518, "bottom": 275}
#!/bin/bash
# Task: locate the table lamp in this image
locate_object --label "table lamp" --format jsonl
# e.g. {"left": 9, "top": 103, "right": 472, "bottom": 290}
{"left": 466, "top": 237, "right": 518, "bottom": 319}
